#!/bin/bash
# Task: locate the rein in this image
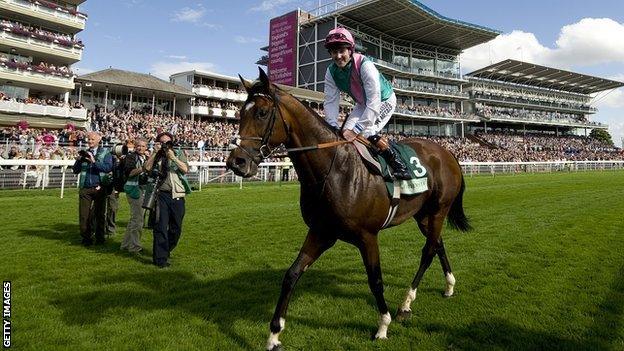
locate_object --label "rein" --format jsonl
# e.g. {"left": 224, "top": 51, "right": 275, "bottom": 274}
{"left": 236, "top": 91, "right": 358, "bottom": 160}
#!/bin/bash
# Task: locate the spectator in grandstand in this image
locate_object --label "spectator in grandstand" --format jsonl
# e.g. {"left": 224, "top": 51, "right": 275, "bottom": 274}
{"left": 323, "top": 27, "right": 411, "bottom": 180}
{"left": 120, "top": 138, "right": 148, "bottom": 254}
{"left": 72, "top": 131, "right": 113, "bottom": 246}
{"left": 143, "top": 132, "right": 191, "bottom": 268}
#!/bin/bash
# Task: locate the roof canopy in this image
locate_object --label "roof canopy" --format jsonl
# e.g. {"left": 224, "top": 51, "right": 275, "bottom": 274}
{"left": 466, "top": 59, "right": 624, "bottom": 95}
{"left": 77, "top": 68, "right": 194, "bottom": 97}
{"left": 307, "top": 0, "right": 500, "bottom": 52}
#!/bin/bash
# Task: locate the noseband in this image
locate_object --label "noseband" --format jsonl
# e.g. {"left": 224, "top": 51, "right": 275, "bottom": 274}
{"left": 237, "top": 92, "right": 290, "bottom": 163}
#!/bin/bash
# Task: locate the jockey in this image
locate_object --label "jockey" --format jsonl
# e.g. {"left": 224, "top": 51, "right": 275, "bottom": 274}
{"left": 323, "top": 27, "right": 412, "bottom": 180}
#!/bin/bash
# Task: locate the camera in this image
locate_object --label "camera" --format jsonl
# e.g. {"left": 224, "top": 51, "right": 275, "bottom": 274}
{"left": 78, "top": 149, "right": 92, "bottom": 162}
{"left": 112, "top": 143, "right": 128, "bottom": 158}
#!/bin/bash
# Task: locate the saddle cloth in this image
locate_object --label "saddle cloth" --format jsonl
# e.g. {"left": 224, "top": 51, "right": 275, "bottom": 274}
{"left": 353, "top": 141, "right": 429, "bottom": 196}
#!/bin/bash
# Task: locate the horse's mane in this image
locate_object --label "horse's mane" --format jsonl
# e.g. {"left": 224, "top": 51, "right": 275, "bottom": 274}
{"left": 245, "top": 79, "right": 341, "bottom": 137}
{"left": 275, "top": 85, "right": 341, "bottom": 137}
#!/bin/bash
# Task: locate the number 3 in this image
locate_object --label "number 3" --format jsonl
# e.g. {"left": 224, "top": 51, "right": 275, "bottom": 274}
{"left": 409, "top": 156, "right": 426, "bottom": 177}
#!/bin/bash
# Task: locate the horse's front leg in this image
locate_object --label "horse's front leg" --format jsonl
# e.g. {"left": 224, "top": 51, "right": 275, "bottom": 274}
{"left": 266, "top": 230, "right": 336, "bottom": 351}
{"left": 357, "top": 233, "right": 391, "bottom": 340}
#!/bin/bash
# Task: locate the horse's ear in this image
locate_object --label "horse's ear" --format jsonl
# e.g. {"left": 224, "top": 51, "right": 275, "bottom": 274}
{"left": 258, "top": 67, "right": 270, "bottom": 89}
{"left": 239, "top": 74, "right": 252, "bottom": 93}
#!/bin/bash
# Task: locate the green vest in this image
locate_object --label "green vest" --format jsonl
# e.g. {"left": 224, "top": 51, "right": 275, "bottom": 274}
{"left": 157, "top": 149, "right": 192, "bottom": 196}
{"left": 328, "top": 53, "right": 392, "bottom": 104}
{"left": 123, "top": 154, "right": 144, "bottom": 199}
{"left": 78, "top": 148, "right": 112, "bottom": 188}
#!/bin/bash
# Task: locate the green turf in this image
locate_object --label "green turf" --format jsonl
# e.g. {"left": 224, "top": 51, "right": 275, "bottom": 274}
{"left": 2, "top": 171, "right": 624, "bottom": 350}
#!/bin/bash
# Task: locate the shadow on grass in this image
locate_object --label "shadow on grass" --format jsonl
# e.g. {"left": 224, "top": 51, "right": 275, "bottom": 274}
{"left": 18, "top": 222, "right": 153, "bottom": 263}
{"left": 49, "top": 268, "right": 375, "bottom": 350}
{"left": 421, "top": 264, "right": 624, "bottom": 351}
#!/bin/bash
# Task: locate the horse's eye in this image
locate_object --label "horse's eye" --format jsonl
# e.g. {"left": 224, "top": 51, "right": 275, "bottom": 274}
{"left": 257, "top": 108, "right": 269, "bottom": 120}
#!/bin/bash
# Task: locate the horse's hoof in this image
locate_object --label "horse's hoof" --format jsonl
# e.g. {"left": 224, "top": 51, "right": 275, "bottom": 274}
{"left": 268, "top": 344, "right": 283, "bottom": 351}
{"left": 442, "top": 292, "right": 454, "bottom": 298}
{"left": 395, "top": 309, "right": 412, "bottom": 322}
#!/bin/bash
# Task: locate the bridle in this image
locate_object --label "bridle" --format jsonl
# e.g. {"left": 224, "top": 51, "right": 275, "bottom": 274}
{"left": 236, "top": 91, "right": 351, "bottom": 164}
{"left": 236, "top": 92, "right": 289, "bottom": 163}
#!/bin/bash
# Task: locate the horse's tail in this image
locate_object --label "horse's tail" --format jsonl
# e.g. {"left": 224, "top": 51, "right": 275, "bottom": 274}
{"left": 447, "top": 166, "right": 472, "bottom": 232}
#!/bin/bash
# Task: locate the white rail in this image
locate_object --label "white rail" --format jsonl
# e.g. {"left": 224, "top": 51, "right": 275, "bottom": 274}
{"left": 1, "top": 159, "right": 622, "bottom": 197}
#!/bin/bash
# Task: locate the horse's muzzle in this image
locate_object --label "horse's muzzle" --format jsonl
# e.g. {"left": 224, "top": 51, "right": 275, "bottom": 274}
{"left": 226, "top": 148, "right": 258, "bottom": 178}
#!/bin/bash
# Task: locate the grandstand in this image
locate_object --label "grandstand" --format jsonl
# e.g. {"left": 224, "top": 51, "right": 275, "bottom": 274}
{"left": 0, "top": 0, "right": 87, "bottom": 128}
{"left": 169, "top": 69, "right": 347, "bottom": 121}
{"left": 464, "top": 59, "right": 624, "bottom": 135}
{"left": 72, "top": 68, "right": 194, "bottom": 118}
{"left": 259, "top": 0, "right": 501, "bottom": 137}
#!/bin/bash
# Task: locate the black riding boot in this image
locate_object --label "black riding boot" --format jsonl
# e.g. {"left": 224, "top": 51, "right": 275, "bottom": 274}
{"left": 368, "top": 135, "right": 412, "bottom": 180}
{"left": 380, "top": 147, "right": 412, "bottom": 180}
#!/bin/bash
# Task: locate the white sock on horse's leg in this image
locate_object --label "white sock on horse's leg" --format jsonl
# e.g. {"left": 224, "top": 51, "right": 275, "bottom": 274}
{"left": 399, "top": 288, "right": 417, "bottom": 312}
{"left": 266, "top": 318, "right": 285, "bottom": 350}
{"left": 444, "top": 272, "right": 456, "bottom": 297}
{"left": 374, "top": 312, "right": 392, "bottom": 339}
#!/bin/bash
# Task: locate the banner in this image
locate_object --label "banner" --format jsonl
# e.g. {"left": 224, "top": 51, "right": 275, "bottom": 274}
{"left": 269, "top": 10, "right": 298, "bottom": 86}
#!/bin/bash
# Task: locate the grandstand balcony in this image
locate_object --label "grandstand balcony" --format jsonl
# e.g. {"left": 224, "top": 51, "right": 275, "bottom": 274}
{"left": 0, "top": 28, "right": 83, "bottom": 63}
{"left": 369, "top": 57, "right": 466, "bottom": 84}
{"left": 191, "top": 106, "right": 237, "bottom": 119}
{"left": 482, "top": 114, "right": 608, "bottom": 129}
{"left": 0, "top": 0, "right": 87, "bottom": 34}
{"left": 192, "top": 85, "right": 246, "bottom": 102}
{"left": 0, "top": 99, "right": 86, "bottom": 120}
{"left": 473, "top": 95, "right": 598, "bottom": 114}
{"left": 394, "top": 108, "right": 479, "bottom": 123}
{"left": 0, "top": 61, "right": 74, "bottom": 90}
{"left": 224, "top": 109, "right": 237, "bottom": 118}
{"left": 394, "top": 85, "right": 469, "bottom": 100}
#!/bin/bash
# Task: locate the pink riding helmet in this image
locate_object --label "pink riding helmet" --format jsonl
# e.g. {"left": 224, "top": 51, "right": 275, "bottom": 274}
{"left": 324, "top": 27, "right": 355, "bottom": 50}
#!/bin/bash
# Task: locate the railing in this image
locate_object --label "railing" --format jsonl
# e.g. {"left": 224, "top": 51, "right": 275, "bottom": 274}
{"left": 306, "top": 0, "right": 363, "bottom": 19}
{"left": 477, "top": 112, "right": 607, "bottom": 128}
{"left": 0, "top": 100, "right": 87, "bottom": 119}
{"left": 394, "top": 108, "right": 479, "bottom": 122}
{"left": 192, "top": 86, "right": 246, "bottom": 101}
{"left": 394, "top": 84, "right": 468, "bottom": 99}
{"left": 0, "top": 61, "right": 74, "bottom": 88}
{"left": 1, "top": 159, "right": 622, "bottom": 195}
{"left": 472, "top": 94, "right": 597, "bottom": 113}
{"left": 369, "top": 57, "right": 463, "bottom": 81}
{"left": 190, "top": 106, "right": 238, "bottom": 118}
{"left": 0, "top": 27, "right": 83, "bottom": 58}
{"left": 1, "top": 0, "right": 87, "bottom": 26}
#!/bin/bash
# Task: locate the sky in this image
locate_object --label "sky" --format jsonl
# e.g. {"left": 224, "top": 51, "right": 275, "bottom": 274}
{"left": 75, "top": 0, "right": 624, "bottom": 146}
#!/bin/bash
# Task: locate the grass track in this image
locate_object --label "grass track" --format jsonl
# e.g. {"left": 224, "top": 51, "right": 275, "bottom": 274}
{"left": 2, "top": 171, "right": 624, "bottom": 350}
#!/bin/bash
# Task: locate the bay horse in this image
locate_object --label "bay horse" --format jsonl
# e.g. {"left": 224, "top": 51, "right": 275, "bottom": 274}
{"left": 226, "top": 69, "right": 471, "bottom": 351}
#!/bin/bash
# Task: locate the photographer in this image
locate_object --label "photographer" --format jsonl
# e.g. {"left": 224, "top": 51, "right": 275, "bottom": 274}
{"left": 120, "top": 139, "right": 148, "bottom": 254}
{"left": 72, "top": 131, "right": 113, "bottom": 246}
{"left": 143, "top": 132, "right": 191, "bottom": 268}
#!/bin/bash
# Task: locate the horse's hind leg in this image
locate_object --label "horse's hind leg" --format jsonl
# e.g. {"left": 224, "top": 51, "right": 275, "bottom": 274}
{"left": 266, "top": 230, "right": 336, "bottom": 351}
{"left": 396, "top": 212, "right": 447, "bottom": 321}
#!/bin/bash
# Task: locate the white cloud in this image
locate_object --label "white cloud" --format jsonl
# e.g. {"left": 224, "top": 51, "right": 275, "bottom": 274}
{"left": 593, "top": 88, "right": 624, "bottom": 109}
{"left": 166, "top": 55, "right": 188, "bottom": 60}
{"left": 606, "top": 121, "right": 624, "bottom": 147}
{"left": 249, "top": 0, "right": 295, "bottom": 12}
{"left": 150, "top": 61, "right": 216, "bottom": 80}
{"left": 461, "top": 18, "right": 624, "bottom": 73}
{"left": 234, "top": 35, "right": 262, "bottom": 44}
{"left": 172, "top": 6, "right": 205, "bottom": 23}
